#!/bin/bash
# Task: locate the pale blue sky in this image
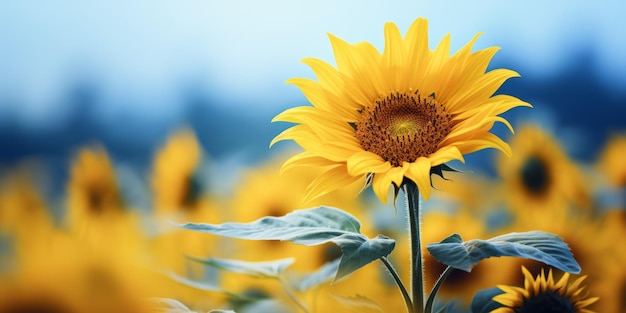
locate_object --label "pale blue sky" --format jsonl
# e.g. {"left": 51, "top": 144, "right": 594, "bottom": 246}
{"left": 0, "top": 0, "right": 624, "bottom": 130}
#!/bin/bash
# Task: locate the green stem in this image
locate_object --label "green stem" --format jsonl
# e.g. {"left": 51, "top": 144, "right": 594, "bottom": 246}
{"left": 403, "top": 179, "right": 424, "bottom": 313}
{"left": 278, "top": 275, "right": 310, "bottom": 313}
{"left": 424, "top": 266, "right": 454, "bottom": 313}
{"left": 380, "top": 256, "right": 413, "bottom": 313}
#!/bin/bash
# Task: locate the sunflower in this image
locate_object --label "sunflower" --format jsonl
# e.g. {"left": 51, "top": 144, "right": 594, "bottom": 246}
{"left": 64, "top": 146, "right": 147, "bottom": 275}
{"left": 493, "top": 199, "right": 619, "bottom": 312}
{"left": 66, "top": 146, "right": 124, "bottom": 225}
{"left": 0, "top": 166, "right": 54, "bottom": 254}
{"left": 428, "top": 169, "right": 500, "bottom": 217}
{"left": 496, "top": 124, "right": 591, "bottom": 225}
{"left": 1, "top": 231, "right": 152, "bottom": 313}
{"left": 151, "top": 128, "right": 205, "bottom": 215}
{"left": 581, "top": 209, "right": 626, "bottom": 313}
{"left": 149, "top": 129, "right": 221, "bottom": 278}
{"left": 492, "top": 266, "right": 598, "bottom": 313}
{"left": 271, "top": 17, "right": 529, "bottom": 203}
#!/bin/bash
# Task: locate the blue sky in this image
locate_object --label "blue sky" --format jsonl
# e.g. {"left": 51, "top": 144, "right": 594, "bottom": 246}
{"left": 1, "top": 1, "right": 624, "bottom": 120}
{"left": 0, "top": 1, "right": 624, "bottom": 167}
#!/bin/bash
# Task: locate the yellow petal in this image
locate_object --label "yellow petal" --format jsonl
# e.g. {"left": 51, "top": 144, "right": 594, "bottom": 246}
{"left": 449, "top": 46, "right": 500, "bottom": 94}
{"left": 278, "top": 108, "right": 356, "bottom": 143}
{"left": 447, "top": 68, "right": 520, "bottom": 112}
{"left": 303, "top": 164, "right": 361, "bottom": 204}
{"left": 455, "top": 133, "right": 512, "bottom": 158}
{"left": 576, "top": 297, "right": 599, "bottom": 308}
{"left": 301, "top": 57, "right": 345, "bottom": 96}
{"left": 382, "top": 21, "right": 407, "bottom": 89}
{"left": 270, "top": 125, "right": 316, "bottom": 148}
{"left": 327, "top": 34, "right": 378, "bottom": 105}
{"left": 280, "top": 152, "right": 335, "bottom": 175}
{"left": 371, "top": 171, "right": 391, "bottom": 204}
{"left": 433, "top": 32, "right": 482, "bottom": 103}
{"left": 429, "top": 146, "right": 465, "bottom": 166}
{"left": 420, "top": 33, "right": 450, "bottom": 95}
{"left": 315, "top": 141, "right": 361, "bottom": 162}
{"left": 371, "top": 164, "right": 409, "bottom": 204}
{"left": 346, "top": 150, "right": 392, "bottom": 176}
{"left": 406, "top": 157, "right": 432, "bottom": 200}
{"left": 404, "top": 17, "right": 431, "bottom": 88}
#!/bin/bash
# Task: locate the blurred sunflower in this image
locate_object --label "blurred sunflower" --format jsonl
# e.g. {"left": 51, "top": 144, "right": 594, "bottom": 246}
{"left": 591, "top": 260, "right": 626, "bottom": 313}
{"left": 1, "top": 232, "right": 152, "bottom": 313}
{"left": 62, "top": 148, "right": 152, "bottom": 290}
{"left": 65, "top": 146, "right": 145, "bottom": 271}
{"left": 224, "top": 154, "right": 401, "bottom": 311}
{"left": 271, "top": 17, "right": 529, "bottom": 203}
{"left": 496, "top": 124, "right": 591, "bottom": 225}
{"left": 584, "top": 209, "right": 626, "bottom": 313}
{"left": 429, "top": 170, "right": 499, "bottom": 217}
{"left": 149, "top": 128, "right": 220, "bottom": 280}
{"left": 66, "top": 146, "right": 125, "bottom": 225}
{"left": 231, "top": 153, "right": 364, "bottom": 221}
{"left": 151, "top": 128, "right": 209, "bottom": 216}
{"left": 492, "top": 266, "right": 598, "bottom": 313}
{"left": 0, "top": 166, "right": 54, "bottom": 259}
{"left": 496, "top": 203, "right": 618, "bottom": 310}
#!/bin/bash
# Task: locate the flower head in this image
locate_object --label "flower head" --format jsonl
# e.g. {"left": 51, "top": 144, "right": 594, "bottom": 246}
{"left": 66, "top": 146, "right": 124, "bottom": 225}
{"left": 496, "top": 124, "right": 591, "bottom": 225}
{"left": 271, "top": 17, "right": 529, "bottom": 203}
{"left": 151, "top": 128, "right": 203, "bottom": 214}
{"left": 492, "top": 266, "right": 598, "bottom": 313}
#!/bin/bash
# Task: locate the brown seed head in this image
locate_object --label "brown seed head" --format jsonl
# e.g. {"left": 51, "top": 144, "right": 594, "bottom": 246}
{"left": 355, "top": 92, "right": 451, "bottom": 167}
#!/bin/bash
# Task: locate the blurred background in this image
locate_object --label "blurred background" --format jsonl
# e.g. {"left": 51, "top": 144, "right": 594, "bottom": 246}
{"left": 1, "top": 0, "right": 625, "bottom": 183}
{"left": 1, "top": 1, "right": 625, "bottom": 312}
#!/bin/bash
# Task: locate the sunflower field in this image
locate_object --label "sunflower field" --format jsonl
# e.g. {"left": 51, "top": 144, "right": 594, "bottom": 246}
{"left": 1, "top": 2, "right": 625, "bottom": 313}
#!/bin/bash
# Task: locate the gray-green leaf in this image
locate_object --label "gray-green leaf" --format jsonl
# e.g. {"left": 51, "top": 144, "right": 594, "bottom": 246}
{"left": 290, "top": 258, "right": 341, "bottom": 291}
{"left": 168, "top": 271, "right": 223, "bottom": 292}
{"left": 331, "top": 294, "right": 384, "bottom": 313}
{"left": 426, "top": 231, "right": 580, "bottom": 273}
{"left": 187, "top": 256, "right": 294, "bottom": 278}
{"left": 176, "top": 206, "right": 395, "bottom": 282}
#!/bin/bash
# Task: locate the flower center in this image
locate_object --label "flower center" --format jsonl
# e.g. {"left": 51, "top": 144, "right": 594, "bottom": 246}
{"left": 355, "top": 92, "right": 451, "bottom": 167}
{"left": 518, "top": 290, "right": 576, "bottom": 313}
{"left": 520, "top": 155, "right": 551, "bottom": 196}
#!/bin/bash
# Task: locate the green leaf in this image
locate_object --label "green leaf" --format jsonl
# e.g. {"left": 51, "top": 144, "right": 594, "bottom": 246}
{"left": 177, "top": 206, "right": 395, "bottom": 282}
{"left": 290, "top": 258, "right": 340, "bottom": 291}
{"left": 426, "top": 231, "right": 580, "bottom": 273}
{"left": 168, "top": 271, "right": 223, "bottom": 292}
{"left": 187, "top": 256, "right": 294, "bottom": 278}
